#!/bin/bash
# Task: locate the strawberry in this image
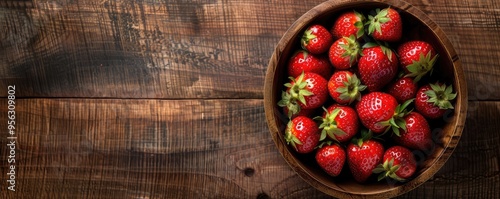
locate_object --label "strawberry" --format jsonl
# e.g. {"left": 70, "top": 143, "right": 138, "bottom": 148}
{"left": 397, "top": 41, "right": 439, "bottom": 82}
{"left": 366, "top": 7, "right": 402, "bottom": 42}
{"left": 415, "top": 83, "right": 457, "bottom": 119}
{"left": 331, "top": 11, "right": 365, "bottom": 39}
{"left": 356, "top": 92, "right": 411, "bottom": 134}
{"left": 328, "top": 35, "right": 362, "bottom": 70}
{"left": 373, "top": 146, "right": 417, "bottom": 181}
{"left": 393, "top": 112, "right": 433, "bottom": 151}
{"left": 284, "top": 116, "right": 320, "bottom": 154}
{"left": 287, "top": 51, "right": 332, "bottom": 79}
{"left": 315, "top": 104, "right": 359, "bottom": 143}
{"left": 278, "top": 72, "right": 329, "bottom": 118}
{"left": 315, "top": 142, "right": 346, "bottom": 177}
{"left": 386, "top": 77, "right": 418, "bottom": 104}
{"left": 301, "top": 24, "right": 334, "bottom": 54}
{"left": 358, "top": 44, "right": 399, "bottom": 92}
{"left": 347, "top": 132, "right": 384, "bottom": 183}
{"left": 327, "top": 71, "right": 366, "bottom": 105}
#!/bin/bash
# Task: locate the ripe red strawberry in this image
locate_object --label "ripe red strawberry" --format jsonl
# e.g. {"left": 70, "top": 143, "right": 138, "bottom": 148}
{"left": 287, "top": 51, "right": 332, "bottom": 79}
{"left": 278, "top": 72, "right": 329, "bottom": 118}
{"left": 393, "top": 112, "right": 433, "bottom": 150}
{"left": 386, "top": 77, "right": 418, "bottom": 104}
{"left": 366, "top": 7, "right": 402, "bottom": 42}
{"left": 328, "top": 35, "right": 362, "bottom": 70}
{"left": 373, "top": 146, "right": 417, "bottom": 181}
{"left": 284, "top": 116, "right": 320, "bottom": 154}
{"left": 327, "top": 71, "right": 366, "bottom": 105}
{"left": 331, "top": 11, "right": 365, "bottom": 39}
{"left": 301, "top": 24, "right": 334, "bottom": 54}
{"left": 415, "top": 83, "right": 457, "bottom": 119}
{"left": 347, "top": 133, "right": 384, "bottom": 183}
{"left": 316, "top": 142, "right": 346, "bottom": 177}
{"left": 356, "top": 92, "right": 411, "bottom": 134}
{"left": 397, "top": 41, "right": 439, "bottom": 82}
{"left": 358, "top": 44, "right": 399, "bottom": 92}
{"left": 315, "top": 104, "right": 359, "bottom": 143}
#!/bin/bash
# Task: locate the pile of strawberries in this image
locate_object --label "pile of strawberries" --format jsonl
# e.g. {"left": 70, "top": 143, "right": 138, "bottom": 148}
{"left": 278, "top": 7, "right": 457, "bottom": 183}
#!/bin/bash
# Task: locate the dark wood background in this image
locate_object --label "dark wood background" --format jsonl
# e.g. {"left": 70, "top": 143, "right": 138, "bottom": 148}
{"left": 0, "top": 0, "right": 498, "bottom": 198}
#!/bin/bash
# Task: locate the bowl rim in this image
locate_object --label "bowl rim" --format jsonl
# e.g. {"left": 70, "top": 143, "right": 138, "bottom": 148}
{"left": 264, "top": 0, "right": 468, "bottom": 198}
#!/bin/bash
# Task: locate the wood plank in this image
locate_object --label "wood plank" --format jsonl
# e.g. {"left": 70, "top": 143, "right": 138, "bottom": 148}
{"left": 1, "top": 0, "right": 499, "bottom": 100}
{"left": 0, "top": 98, "right": 300, "bottom": 198}
{"left": 0, "top": 99, "right": 498, "bottom": 198}
{"left": 0, "top": 0, "right": 318, "bottom": 99}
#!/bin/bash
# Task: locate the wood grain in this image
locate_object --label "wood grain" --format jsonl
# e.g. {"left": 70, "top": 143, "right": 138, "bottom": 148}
{"left": 0, "top": 98, "right": 291, "bottom": 198}
{"left": 0, "top": 0, "right": 318, "bottom": 99}
{"left": 0, "top": 99, "right": 498, "bottom": 198}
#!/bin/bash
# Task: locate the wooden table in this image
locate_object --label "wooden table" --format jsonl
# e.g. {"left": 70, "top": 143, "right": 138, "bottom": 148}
{"left": 0, "top": 0, "right": 499, "bottom": 198}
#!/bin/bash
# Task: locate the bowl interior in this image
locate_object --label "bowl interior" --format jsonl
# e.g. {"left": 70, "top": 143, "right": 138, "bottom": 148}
{"left": 265, "top": 0, "right": 466, "bottom": 197}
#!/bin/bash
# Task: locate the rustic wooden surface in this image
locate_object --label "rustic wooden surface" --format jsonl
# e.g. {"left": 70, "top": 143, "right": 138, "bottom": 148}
{"left": 0, "top": 0, "right": 498, "bottom": 198}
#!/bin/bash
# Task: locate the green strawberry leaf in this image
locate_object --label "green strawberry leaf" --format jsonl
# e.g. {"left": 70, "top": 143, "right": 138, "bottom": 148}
{"left": 339, "top": 35, "right": 362, "bottom": 68}
{"left": 380, "top": 44, "right": 393, "bottom": 61}
{"left": 392, "top": 126, "right": 400, "bottom": 137}
{"left": 441, "top": 101, "right": 455, "bottom": 109}
{"left": 362, "top": 42, "right": 378, "bottom": 49}
{"left": 425, "top": 83, "right": 457, "bottom": 109}
{"left": 292, "top": 135, "right": 302, "bottom": 145}
{"left": 389, "top": 173, "right": 406, "bottom": 182}
{"left": 404, "top": 51, "right": 439, "bottom": 82}
{"left": 354, "top": 21, "right": 364, "bottom": 35}
{"left": 378, "top": 8, "right": 389, "bottom": 18}
{"left": 319, "top": 130, "right": 327, "bottom": 141}
{"left": 332, "top": 128, "right": 347, "bottom": 136}
{"left": 334, "top": 73, "right": 366, "bottom": 104}
{"left": 374, "top": 158, "right": 406, "bottom": 182}
{"left": 373, "top": 167, "right": 386, "bottom": 174}
{"left": 396, "top": 118, "right": 407, "bottom": 131}
{"left": 429, "top": 83, "right": 442, "bottom": 91}
{"left": 367, "top": 8, "right": 391, "bottom": 36}
{"left": 378, "top": 17, "right": 390, "bottom": 23}
{"left": 390, "top": 164, "right": 400, "bottom": 173}
{"left": 377, "top": 172, "right": 388, "bottom": 181}
{"left": 298, "top": 95, "right": 307, "bottom": 105}
{"left": 285, "top": 122, "right": 300, "bottom": 151}
{"left": 278, "top": 91, "right": 301, "bottom": 118}
{"left": 299, "top": 89, "right": 313, "bottom": 96}
{"left": 317, "top": 108, "right": 346, "bottom": 142}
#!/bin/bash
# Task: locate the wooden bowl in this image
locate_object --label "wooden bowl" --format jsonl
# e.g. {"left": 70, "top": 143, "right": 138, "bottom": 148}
{"left": 264, "top": 0, "right": 467, "bottom": 198}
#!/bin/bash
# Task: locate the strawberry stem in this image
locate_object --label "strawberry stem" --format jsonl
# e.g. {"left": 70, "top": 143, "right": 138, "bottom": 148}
{"left": 376, "top": 99, "right": 414, "bottom": 136}
{"left": 285, "top": 121, "right": 302, "bottom": 150}
{"left": 354, "top": 10, "right": 366, "bottom": 38}
{"left": 315, "top": 107, "right": 347, "bottom": 142}
{"left": 373, "top": 158, "right": 406, "bottom": 182}
{"left": 425, "top": 83, "right": 457, "bottom": 109}
{"left": 335, "top": 73, "right": 367, "bottom": 104}
{"left": 366, "top": 8, "right": 391, "bottom": 36}
{"left": 278, "top": 72, "right": 314, "bottom": 118}
{"left": 340, "top": 35, "right": 362, "bottom": 68}
{"left": 301, "top": 29, "right": 317, "bottom": 50}
{"left": 405, "top": 51, "right": 439, "bottom": 82}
